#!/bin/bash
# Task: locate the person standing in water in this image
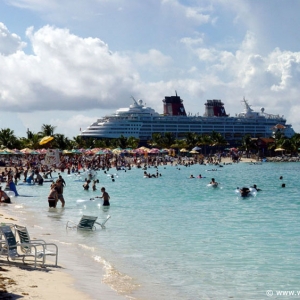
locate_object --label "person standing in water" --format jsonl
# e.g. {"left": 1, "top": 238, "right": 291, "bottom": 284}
{"left": 96, "top": 187, "right": 110, "bottom": 206}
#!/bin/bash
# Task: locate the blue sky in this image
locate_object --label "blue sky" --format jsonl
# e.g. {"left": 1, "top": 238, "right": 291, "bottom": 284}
{"left": 0, "top": 0, "right": 300, "bottom": 138}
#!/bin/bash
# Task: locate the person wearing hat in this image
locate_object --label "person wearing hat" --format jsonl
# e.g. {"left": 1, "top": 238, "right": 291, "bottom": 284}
{"left": 0, "top": 186, "right": 11, "bottom": 204}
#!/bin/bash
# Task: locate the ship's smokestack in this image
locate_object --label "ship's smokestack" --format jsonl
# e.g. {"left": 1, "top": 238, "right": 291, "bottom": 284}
{"left": 163, "top": 93, "right": 186, "bottom": 116}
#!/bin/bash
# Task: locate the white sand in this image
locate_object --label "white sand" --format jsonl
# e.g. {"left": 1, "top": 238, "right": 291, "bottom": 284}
{"left": 0, "top": 212, "right": 93, "bottom": 300}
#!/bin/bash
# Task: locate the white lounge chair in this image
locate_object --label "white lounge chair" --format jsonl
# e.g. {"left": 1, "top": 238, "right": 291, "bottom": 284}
{"left": 14, "top": 224, "right": 58, "bottom": 267}
{"left": 0, "top": 225, "right": 44, "bottom": 268}
{"left": 66, "top": 215, "right": 111, "bottom": 230}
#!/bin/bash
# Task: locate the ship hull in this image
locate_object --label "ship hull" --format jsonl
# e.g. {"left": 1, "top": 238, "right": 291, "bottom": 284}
{"left": 81, "top": 115, "right": 294, "bottom": 142}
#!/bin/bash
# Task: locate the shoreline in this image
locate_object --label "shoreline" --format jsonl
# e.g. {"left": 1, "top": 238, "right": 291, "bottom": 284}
{"left": 0, "top": 211, "right": 93, "bottom": 300}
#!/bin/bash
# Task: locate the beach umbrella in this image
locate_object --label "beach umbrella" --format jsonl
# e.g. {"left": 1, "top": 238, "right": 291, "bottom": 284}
{"left": 189, "top": 150, "right": 199, "bottom": 154}
{"left": 137, "top": 146, "right": 150, "bottom": 152}
{"left": 39, "top": 136, "right": 54, "bottom": 145}
{"left": 13, "top": 149, "right": 23, "bottom": 155}
{"left": 230, "top": 148, "right": 238, "bottom": 152}
{"left": 180, "top": 148, "right": 189, "bottom": 153}
{"left": 62, "top": 150, "right": 73, "bottom": 155}
{"left": 30, "top": 150, "right": 40, "bottom": 155}
{"left": 160, "top": 149, "right": 169, "bottom": 153}
{"left": 37, "top": 148, "right": 48, "bottom": 154}
{"left": 95, "top": 150, "right": 106, "bottom": 155}
{"left": 112, "top": 148, "right": 122, "bottom": 154}
{"left": 148, "top": 148, "right": 160, "bottom": 154}
{"left": 274, "top": 148, "right": 285, "bottom": 152}
{"left": 71, "top": 149, "right": 82, "bottom": 154}
{"left": 0, "top": 150, "right": 11, "bottom": 155}
{"left": 20, "top": 148, "right": 33, "bottom": 154}
{"left": 90, "top": 148, "right": 101, "bottom": 154}
{"left": 192, "top": 146, "right": 201, "bottom": 151}
{"left": 133, "top": 148, "right": 145, "bottom": 154}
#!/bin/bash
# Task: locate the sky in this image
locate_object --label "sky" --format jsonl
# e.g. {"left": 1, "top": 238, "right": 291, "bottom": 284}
{"left": 0, "top": 0, "right": 300, "bottom": 139}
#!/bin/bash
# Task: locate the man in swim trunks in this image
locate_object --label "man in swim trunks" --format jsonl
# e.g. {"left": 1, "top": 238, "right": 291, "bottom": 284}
{"left": 97, "top": 187, "right": 110, "bottom": 206}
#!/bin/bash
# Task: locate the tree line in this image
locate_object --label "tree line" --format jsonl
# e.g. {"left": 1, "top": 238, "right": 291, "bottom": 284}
{"left": 0, "top": 124, "right": 299, "bottom": 155}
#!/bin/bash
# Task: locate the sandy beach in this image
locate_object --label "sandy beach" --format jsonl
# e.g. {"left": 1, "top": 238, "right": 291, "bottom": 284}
{"left": 0, "top": 211, "right": 93, "bottom": 300}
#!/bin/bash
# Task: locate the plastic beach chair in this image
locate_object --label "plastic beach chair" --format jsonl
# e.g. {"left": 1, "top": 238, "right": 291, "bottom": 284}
{"left": 66, "top": 215, "right": 111, "bottom": 230}
{"left": 15, "top": 224, "right": 58, "bottom": 267}
{"left": 0, "top": 225, "right": 44, "bottom": 268}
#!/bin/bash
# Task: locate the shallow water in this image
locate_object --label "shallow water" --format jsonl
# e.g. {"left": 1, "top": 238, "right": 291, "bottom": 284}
{"left": 2, "top": 162, "right": 300, "bottom": 300}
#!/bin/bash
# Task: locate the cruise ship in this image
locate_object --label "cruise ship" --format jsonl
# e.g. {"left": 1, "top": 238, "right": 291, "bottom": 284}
{"left": 81, "top": 93, "right": 295, "bottom": 142}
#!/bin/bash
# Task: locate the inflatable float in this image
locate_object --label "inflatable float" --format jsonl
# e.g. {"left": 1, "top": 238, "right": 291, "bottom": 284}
{"left": 235, "top": 187, "right": 257, "bottom": 197}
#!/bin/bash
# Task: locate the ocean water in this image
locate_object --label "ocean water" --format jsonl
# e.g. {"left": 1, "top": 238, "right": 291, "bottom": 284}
{"left": 1, "top": 161, "right": 300, "bottom": 300}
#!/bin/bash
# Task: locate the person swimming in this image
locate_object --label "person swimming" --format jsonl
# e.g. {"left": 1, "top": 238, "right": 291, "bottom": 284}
{"left": 210, "top": 178, "right": 218, "bottom": 187}
{"left": 252, "top": 184, "right": 261, "bottom": 191}
{"left": 239, "top": 187, "right": 250, "bottom": 197}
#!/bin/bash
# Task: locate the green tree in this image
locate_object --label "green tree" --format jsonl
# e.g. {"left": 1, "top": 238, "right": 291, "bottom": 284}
{"left": 240, "top": 134, "right": 256, "bottom": 157}
{"left": 0, "top": 128, "right": 18, "bottom": 148}
{"left": 126, "top": 136, "right": 140, "bottom": 149}
{"left": 115, "top": 135, "right": 128, "bottom": 149}
{"left": 185, "top": 132, "right": 198, "bottom": 149}
{"left": 161, "top": 132, "right": 175, "bottom": 148}
{"left": 40, "top": 124, "right": 56, "bottom": 136}
{"left": 54, "top": 134, "right": 72, "bottom": 150}
{"left": 148, "top": 133, "right": 163, "bottom": 148}
{"left": 72, "top": 136, "right": 86, "bottom": 148}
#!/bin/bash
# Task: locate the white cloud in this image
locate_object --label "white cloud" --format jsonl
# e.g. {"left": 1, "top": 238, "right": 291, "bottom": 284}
{"left": 180, "top": 37, "right": 204, "bottom": 47}
{"left": 161, "top": 0, "right": 211, "bottom": 25}
{"left": 0, "top": 25, "right": 140, "bottom": 112}
{"left": 133, "top": 49, "right": 172, "bottom": 68}
{"left": 0, "top": 23, "right": 26, "bottom": 55}
{"left": 7, "top": 0, "right": 58, "bottom": 11}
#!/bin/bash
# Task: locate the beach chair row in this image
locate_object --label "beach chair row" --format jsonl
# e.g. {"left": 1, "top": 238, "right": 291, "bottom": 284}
{"left": 0, "top": 215, "right": 111, "bottom": 269}
{"left": 0, "top": 223, "right": 58, "bottom": 268}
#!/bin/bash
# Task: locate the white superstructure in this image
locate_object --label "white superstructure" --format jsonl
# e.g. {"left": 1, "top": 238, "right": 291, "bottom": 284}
{"left": 81, "top": 95, "right": 295, "bottom": 141}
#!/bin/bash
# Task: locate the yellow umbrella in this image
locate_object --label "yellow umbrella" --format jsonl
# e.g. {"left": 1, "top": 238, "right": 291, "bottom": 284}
{"left": 39, "top": 136, "right": 54, "bottom": 145}
{"left": 180, "top": 148, "right": 189, "bottom": 153}
{"left": 274, "top": 148, "right": 285, "bottom": 152}
{"left": 189, "top": 150, "right": 199, "bottom": 154}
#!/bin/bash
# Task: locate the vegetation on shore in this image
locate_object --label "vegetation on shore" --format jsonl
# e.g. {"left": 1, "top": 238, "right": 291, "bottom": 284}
{"left": 0, "top": 124, "right": 299, "bottom": 156}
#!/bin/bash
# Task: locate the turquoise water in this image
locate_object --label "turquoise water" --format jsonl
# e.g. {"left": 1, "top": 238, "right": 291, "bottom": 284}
{"left": 2, "top": 162, "right": 300, "bottom": 299}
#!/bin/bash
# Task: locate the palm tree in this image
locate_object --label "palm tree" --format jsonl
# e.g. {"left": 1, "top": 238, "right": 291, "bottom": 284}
{"left": 72, "top": 136, "right": 86, "bottom": 149}
{"left": 162, "top": 132, "right": 175, "bottom": 148}
{"left": 26, "top": 133, "right": 42, "bottom": 149}
{"left": 53, "top": 134, "right": 72, "bottom": 150}
{"left": 210, "top": 131, "right": 227, "bottom": 148}
{"left": 240, "top": 134, "right": 255, "bottom": 157}
{"left": 115, "top": 135, "right": 128, "bottom": 149}
{"left": 0, "top": 128, "right": 18, "bottom": 149}
{"left": 148, "top": 133, "right": 163, "bottom": 148}
{"left": 185, "top": 132, "right": 198, "bottom": 149}
{"left": 126, "top": 136, "right": 140, "bottom": 149}
{"left": 40, "top": 124, "right": 56, "bottom": 136}
{"left": 198, "top": 134, "right": 212, "bottom": 155}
